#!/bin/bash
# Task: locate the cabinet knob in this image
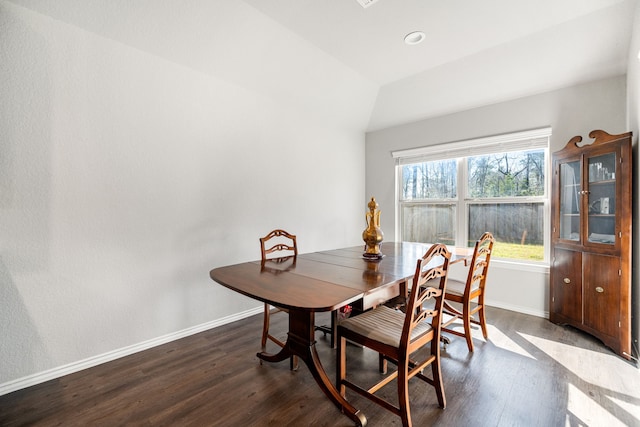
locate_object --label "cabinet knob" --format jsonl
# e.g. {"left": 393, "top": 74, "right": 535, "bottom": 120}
{"left": 563, "top": 278, "right": 571, "bottom": 284}
{"left": 595, "top": 286, "right": 604, "bottom": 293}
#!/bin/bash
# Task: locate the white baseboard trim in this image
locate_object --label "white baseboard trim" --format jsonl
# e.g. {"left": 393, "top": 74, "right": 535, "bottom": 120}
{"left": 1, "top": 302, "right": 548, "bottom": 397}
{"left": 487, "top": 300, "right": 548, "bottom": 319}
{"left": 0, "top": 306, "right": 263, "bottom": 397}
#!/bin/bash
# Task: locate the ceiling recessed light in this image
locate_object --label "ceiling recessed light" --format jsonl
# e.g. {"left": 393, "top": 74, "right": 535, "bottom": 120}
{"left": 355, "top": 0, "right": 381, "bottom": 8}
{"left": 404, "top": 31, "right": 425, "bottom": 45}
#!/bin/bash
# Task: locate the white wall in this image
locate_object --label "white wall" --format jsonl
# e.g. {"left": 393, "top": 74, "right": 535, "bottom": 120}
{"left": 0, "top": 1, "right": 377, "bottom": 390}
{"left": 2, "top": 1, "right": 637, "bottom": 394}
{"left": 626, "top": 1, "right": 640, "bottom": 359}
{"left": 365, "top": 76, "right": 628, "bottom": 318}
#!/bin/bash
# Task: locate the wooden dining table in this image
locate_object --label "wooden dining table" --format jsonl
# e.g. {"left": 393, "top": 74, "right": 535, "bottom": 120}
{"left": 209, "top": 242, "right": 471, "bottom": 426}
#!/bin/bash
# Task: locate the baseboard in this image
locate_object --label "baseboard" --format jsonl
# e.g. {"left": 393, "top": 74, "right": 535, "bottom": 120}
{"left": 1, "top": 302, "right": 549, "bottom": 396}
{"left": 486, "top": 300, "right": 548, "bottom": 319}
{"left": 0, "top": 306, "right": 263, "bottom": 397}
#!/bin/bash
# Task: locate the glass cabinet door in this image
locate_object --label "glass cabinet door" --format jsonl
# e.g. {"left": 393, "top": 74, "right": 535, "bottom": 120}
{"left": 586, "top": 153, "right": 616, "bottom": 245}
{"left": 559, "top": 161, "right": 581, "bottom": 241}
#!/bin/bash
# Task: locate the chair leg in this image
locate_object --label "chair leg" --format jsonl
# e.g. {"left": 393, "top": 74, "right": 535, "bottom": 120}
{"left": 261, "top": 304, "right": 297, "bottom": 370}
{"left": 261, "top": 304, "right": 269, "bottom": 350}
{"left": 379, "top": 353, "right": 388, "bottom": 374}
{"left": 431, "top": 339, "right": 446, "bottom": 408}
{"left": 260, "top": 304, "right": 270, "bottom": 366}
{"left": 478, "top": 298, "right": 488, "bottom": 339}
{"left": 397, "top": 359, "right": 412, "bottom": 427}
{"left": 463, "top": 301, "right": 474, "bottom": 352}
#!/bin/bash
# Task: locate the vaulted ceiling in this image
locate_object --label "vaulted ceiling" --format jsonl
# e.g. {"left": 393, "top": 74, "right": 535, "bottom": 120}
{"left": 245, "top": 0, "right": 638, "bottom": 131}
{"left": 7, "top": 0, "right": 638, "bottom": 132}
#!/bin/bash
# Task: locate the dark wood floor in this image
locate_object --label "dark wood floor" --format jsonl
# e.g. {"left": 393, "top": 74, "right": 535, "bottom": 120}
{"left": 1, "top": 307, "right": 639, "bottom": 426}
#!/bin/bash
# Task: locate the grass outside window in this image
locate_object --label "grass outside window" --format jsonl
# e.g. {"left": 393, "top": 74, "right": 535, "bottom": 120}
{"left": 491, "top": 241, "right": 543, "bottom": 261}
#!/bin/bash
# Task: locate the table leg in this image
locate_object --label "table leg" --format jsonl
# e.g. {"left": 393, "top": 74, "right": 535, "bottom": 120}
{"left": 257, "top": 310, "right": 367, "bottom": 427}
{"left": 255, "top": 345, "right": 293, "bottom": 364}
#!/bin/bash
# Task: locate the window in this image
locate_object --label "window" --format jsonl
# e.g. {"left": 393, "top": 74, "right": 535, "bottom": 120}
{"left": 393, "top": 128, "right": 551, "bottom": 263}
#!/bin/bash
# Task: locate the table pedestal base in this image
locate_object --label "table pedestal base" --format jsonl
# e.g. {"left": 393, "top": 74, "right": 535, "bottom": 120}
{"left": 257, "top": 310, "right": 367, "bottom": 427}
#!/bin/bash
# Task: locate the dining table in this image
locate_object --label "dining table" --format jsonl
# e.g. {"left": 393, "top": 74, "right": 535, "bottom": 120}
{"left": 209, "top": 241, "right": 472, "bottom": 426}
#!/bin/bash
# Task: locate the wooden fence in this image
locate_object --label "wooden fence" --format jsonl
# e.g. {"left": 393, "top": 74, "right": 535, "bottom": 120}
{"left": 402, "top": 203, "right": 544, "bottom": 246}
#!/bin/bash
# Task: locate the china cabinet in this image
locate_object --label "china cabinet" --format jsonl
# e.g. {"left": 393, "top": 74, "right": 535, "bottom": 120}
{"left": 550, "top": 130, "right": 632, "bottom": 360}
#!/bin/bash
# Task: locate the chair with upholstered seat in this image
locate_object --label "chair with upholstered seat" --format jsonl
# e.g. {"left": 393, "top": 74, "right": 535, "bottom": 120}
{"left": 336, "top": 244, "right": 451, "bottom": 427}
{"left": 441, "top": 232, "right": 494, "bottom": 352}
{"left": 260, "top": 229, "right": 298, "bottom": 370}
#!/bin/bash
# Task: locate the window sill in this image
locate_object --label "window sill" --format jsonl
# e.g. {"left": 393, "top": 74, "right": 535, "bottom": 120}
{"left": 490, "top": 259, "right": 550, "bottom": 274}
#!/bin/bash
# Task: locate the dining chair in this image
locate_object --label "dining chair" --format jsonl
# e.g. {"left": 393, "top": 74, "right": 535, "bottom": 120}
{"left": 336, "top": 244, "right": 451, "bottom": 427}
{"left": 441, "top": 231, "right": 495, "bottom": 352}
{"left": 259, "top": 229, "right": 298, "bottom": 370}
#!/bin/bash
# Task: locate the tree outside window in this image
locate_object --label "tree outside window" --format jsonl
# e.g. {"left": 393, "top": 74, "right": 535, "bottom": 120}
{"left": 399, "top": 148, "right": 546, "bottom": 262}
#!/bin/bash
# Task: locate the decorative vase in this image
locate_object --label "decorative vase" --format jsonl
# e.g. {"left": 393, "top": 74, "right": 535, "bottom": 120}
{"left": 362, "top": 197, "right": 384, "bottom": 259}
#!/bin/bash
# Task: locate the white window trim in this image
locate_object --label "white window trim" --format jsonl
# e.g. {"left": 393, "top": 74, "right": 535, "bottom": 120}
{"left": 392, "top": 127, "right": 552, "bottom": 162}
{"left": 393, "top": 128, "right": 552, "bottom": 265}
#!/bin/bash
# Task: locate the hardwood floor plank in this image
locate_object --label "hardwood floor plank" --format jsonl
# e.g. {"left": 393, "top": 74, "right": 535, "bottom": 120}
{"left": 1, "top": 308, "right": 638, "bottom": 426}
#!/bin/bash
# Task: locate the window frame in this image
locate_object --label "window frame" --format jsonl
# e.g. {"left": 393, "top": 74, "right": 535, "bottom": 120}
{"left": 393, "top": 128, "right": 551, "bottom": 265}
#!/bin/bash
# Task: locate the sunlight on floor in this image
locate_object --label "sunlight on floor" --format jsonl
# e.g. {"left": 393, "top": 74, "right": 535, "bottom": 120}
{"left": 520, "top": 332, "right": 640, "bottom": 426}
{"left": 484, "top": 324, "right": 536, "bottom": 360}
{"left": 519, "top": 332, "right": 639, "bottom": 392}
{"left": 567, "top": 383, "right": 629, "bottom": 427}
{"left": 606, "top": 394, "right": 640, "bottom": 422}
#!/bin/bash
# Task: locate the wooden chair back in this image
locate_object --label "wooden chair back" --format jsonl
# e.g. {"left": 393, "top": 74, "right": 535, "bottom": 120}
{"left": 462, "top": 231, "right": 494, "bottom": 299}
{"left": 403, "top": 244, "right": 451, "bottom": 354}
{"left": 441, "top": 231, "right": 495, "bottom": 352}
{"left": 260, "top": 229, "right": 298, "bottom": 261}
